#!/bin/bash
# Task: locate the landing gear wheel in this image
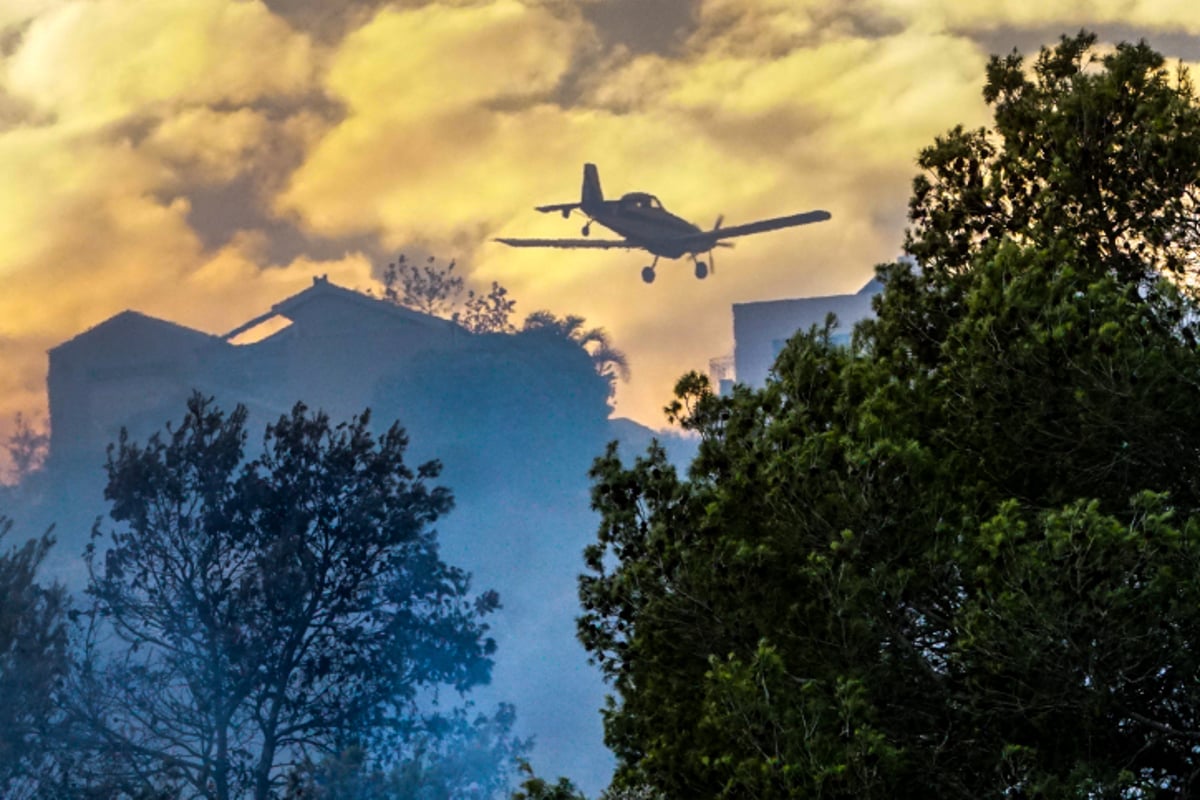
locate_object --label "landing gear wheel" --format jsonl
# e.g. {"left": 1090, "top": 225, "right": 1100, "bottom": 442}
{"left": 582, "top": 223, "right": 591, "bottom": 237}
{"left": 641, "top": 266, "right": 656, "bottom": 284}
{"left": 694, "top": 261, "right": 708, "bottom": 280}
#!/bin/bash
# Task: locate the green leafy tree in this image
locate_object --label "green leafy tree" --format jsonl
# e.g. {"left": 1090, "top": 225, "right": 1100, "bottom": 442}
{"left": 580, "top": 34, "right": 1200, "bottom": 798}
{"left": 73, "top": 395, "right": 500, "bottom": 800}
{"left": 0, "top": 517, "right": 68, "bottom": 797}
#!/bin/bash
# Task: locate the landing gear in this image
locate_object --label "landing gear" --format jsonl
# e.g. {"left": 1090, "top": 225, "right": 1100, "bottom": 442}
{"left": 641, "top": 255, "right": 660, "bottom": 284}
{"left": 582, "top": 222, "right": 591, "bottom": 236}
{"left": 691, "top": 250, "right": 718, "bottom": 280}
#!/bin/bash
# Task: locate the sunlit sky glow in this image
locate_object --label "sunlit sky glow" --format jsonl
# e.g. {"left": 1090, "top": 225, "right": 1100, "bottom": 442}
{"left": 2, "top": 0, "right": 1199, "bottom": 441}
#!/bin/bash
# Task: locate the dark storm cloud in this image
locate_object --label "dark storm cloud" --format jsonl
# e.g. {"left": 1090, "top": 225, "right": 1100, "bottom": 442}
{"left": 582, "top": 0, "right": 699, "bottom": 55}
{"left": 261, "top": 0, "right": 392, "bottom": 43}
{"left": 968, "top": 23, "right": 1200, "bottom": 63}
{"left": 180, "top": 177, "right": 383, "bottom": 266}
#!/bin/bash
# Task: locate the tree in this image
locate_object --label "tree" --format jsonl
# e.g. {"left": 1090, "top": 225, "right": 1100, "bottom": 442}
{"left": 522, "top": 311, "right": 630, "bottom": 403}
{"left": 383, "top": 254, "right": 465, "bottom": 319}
{"left": 4, "top": 413, "right": 49, "bottom": 485}
{"left": 580, "top": 34, "right": 1200, "bottom": 798}
{"left": 380, "top": 255, "right": 627, "bottom": 394}
{"left": 75, "top": 395, "right": 500, "bottom": 800}
{"left": 455, "top": 282, "right": 517, "bottom": 335}
{"left": 901, "top": 31, "right": 1200, "bottom": 336}
{"left": 287, "top": 702, "right": 529, "bottom": 799}
{"left": 382, "top": 254, "right": 517, "bottom": 333}
{"left": 0, "top": 517, "right": 68, "bottom": 796}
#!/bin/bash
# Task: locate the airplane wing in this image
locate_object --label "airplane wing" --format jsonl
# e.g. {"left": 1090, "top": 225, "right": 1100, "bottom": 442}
{"left": 534, "top": 203, "right": 581, "bottom": 214}
{"left": 494, "top": 237, "right": 639, "bottom": 250}
{"left": 684, "top": 209, "right": 832, "bottom": 245}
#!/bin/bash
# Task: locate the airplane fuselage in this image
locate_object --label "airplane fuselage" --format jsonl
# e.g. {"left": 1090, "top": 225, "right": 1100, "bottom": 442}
{"left": 585, "top": 192, "right": 704, "bottom": 258}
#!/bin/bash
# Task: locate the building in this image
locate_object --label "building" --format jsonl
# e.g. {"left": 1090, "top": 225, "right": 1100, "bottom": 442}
{"left": 730, "top": 278, "right": 883, "bottom": 387}
{"left": 48, "top": 277, "right": 467, "bottom": 465}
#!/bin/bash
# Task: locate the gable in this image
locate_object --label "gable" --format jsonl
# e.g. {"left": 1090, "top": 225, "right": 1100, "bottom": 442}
{"left": 50, "top": 310, "right": 225, "bottom": 367}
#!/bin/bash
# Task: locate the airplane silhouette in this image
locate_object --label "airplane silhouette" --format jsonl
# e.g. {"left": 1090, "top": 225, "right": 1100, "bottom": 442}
{"left": 495, "top": 164, "right": 831, "bottom": 283}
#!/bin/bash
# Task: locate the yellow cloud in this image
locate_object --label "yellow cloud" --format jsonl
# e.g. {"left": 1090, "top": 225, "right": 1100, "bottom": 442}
{"left": 278, "top": 0, "right": 588, "bottom": 244}
{"left": 689, "top": 0, "right": 824, "bottom": 56}
{"left": 327, "top": 0, "right": 577, "bottom": 119}
{"left": 144, "top": 107, "right": 274, "bottom": 187}
{"left": 0, "top": 0, "right": 60, "bottom": 34}
{"left": 6, "top": 0, "right": 316, "bottom": 126}
{"left": 0, "top": 125, "right": 187, "bottom": 293}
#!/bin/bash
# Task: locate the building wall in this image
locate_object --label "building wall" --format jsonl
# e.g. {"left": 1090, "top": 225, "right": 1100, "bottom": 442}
{"left": 733, "top": 279, "right": 882, "bottom": 387}
{"left": 47, "top": 312, "right": 228, "bottom": 468}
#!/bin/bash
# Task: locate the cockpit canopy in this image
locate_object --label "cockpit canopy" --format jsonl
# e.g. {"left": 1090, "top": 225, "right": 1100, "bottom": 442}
{"left": 619, "top": 192, "right": 663, "bottom": 210}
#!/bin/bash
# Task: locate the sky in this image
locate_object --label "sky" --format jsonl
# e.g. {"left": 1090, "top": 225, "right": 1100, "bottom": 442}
{"left": 2, "top": 0, "right": 1200, "bottom": 448}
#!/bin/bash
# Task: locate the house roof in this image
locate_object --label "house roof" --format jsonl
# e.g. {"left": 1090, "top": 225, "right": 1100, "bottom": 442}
{"left": 50, "top": 310, "right": 224, "bottom": 357}
{"left": 51, "top": 276, "right": 464, "bottom": 359}
{"left": 732, "top": 278, "right": 882, "bottom": 313}
{"left": 221, "top": 275, "right": 461, "bottom": 341}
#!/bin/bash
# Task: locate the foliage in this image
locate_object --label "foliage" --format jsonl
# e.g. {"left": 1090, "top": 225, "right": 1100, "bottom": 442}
{"left": 580, "top": 34, "right": 1200, "bottom": 798}
{"left": 382, "top": 255, "right": 516, "bottom": 334}
{"left": 0, "top": 517, "right": 68, "bottom": 796}
{"left": 509, "top": 764, "right": 588, "bottom": 800}
{"left": 455, "top": 283, "right": 518, "bottom": 335}
{"left": 905, "top": 31, "right": 1200, "bottom": 299}
{"left": 287, "top": 703, "right": 529, "bottom": 800}
{"left": 384, "top": 254, "right": 466, "bottom": 319}
{"left": 380, "top": 254, "right": 628, "bottom": 396}
{"left": 522, "top": 311, "right": 630, "bottom": 403}
{"left": 73, "top": 394, "right": 499, "bottom": 800}
{"left": 4, "top": 413, "right": 49, "bottom": 485}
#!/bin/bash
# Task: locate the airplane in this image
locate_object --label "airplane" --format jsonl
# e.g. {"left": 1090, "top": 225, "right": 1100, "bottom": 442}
{"left": 495, "top": 163, "right": 831, "bottom": 283}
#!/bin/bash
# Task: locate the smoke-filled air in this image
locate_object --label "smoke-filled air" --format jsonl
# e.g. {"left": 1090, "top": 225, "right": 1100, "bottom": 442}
{"left": 4, "top": 2, "right": 1200, "bottom": 799}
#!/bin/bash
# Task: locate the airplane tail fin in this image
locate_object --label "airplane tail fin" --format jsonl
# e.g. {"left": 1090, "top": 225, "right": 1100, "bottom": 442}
{"left": 581, "top": 163, "right": 603, "bottom": 214}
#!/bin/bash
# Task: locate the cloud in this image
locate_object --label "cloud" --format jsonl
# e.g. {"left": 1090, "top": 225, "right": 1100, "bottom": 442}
{"left": 277, "top": 0, "right": 597, "bottom": 246}
{"left": 1, "top": 0, "right": 1199, "bottom": 444}
{"left": 876, "top": 0, "right": 1200, "bottom": 35}
{"left": 5, "top": 0, "right": 316, "bottom": 127}
{"left": 0, "top": 0, "right": 59, "bottom": 35}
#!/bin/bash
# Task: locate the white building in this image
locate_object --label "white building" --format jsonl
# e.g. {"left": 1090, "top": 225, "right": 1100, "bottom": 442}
{"left": 730, "top": 278, "right": 883, "bottom": 388}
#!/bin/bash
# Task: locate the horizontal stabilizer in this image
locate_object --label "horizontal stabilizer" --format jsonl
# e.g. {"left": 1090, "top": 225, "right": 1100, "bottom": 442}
{"left": 494, "top": 237, "right": 637, "bottom": 250}
{"left": 534, "top": 203, "right": 581, "bottom": 214}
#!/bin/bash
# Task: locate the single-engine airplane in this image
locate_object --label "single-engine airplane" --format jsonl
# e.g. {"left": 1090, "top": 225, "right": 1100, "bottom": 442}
{"left": 495, "top": 163, "right": 831, "bottom": 283}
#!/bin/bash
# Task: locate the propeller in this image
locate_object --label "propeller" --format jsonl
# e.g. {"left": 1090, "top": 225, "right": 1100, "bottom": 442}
{"left": 708, "top": 215, "right": 731, "bottom": 273}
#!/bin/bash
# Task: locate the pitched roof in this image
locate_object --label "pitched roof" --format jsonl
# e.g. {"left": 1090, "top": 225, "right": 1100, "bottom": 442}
{"left": 50, "top": 310, "right": 223, "bottom": 357}
{"left": 221, "top": 275, "right": 461, "bottom": 341}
